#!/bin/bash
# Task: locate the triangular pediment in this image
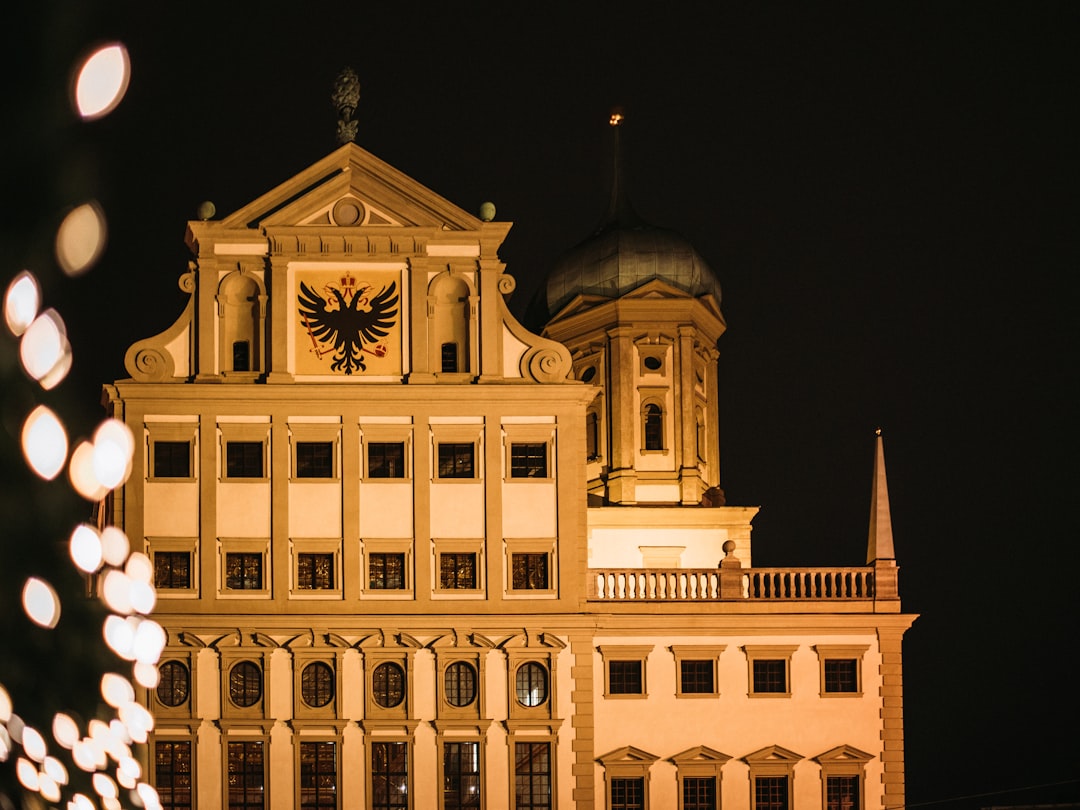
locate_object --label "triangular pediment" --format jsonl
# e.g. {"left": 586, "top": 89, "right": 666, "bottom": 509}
{"left": 671, "top": 746, "right": 733, "bottom": 765}
{"left": 219, "top": 142, "right": 483, "bottom": 232}
{"left": 743, "top": 745, "right": 804, "bottom": 764}
{"left": 814, "top": 745, "right": 874, "bottom": 764}
{"left": 598, "top": 746, "right": 660, "bottom": 766}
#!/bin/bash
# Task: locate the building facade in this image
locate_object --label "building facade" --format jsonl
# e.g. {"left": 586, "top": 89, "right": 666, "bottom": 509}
{"left": 105, "top": 132, "right": 915, "bottom": 809}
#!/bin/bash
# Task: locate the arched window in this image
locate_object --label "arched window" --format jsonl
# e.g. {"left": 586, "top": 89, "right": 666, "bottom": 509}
{"left": 643, "top": 403, "right": 663, "bottom": 451}
{"left": 228, "top": 661, "right": 262, "bottom": 707}
{"left": 444, "top": 662, "right": 477, "bottom": 707}
{"left": 156, "top": 661, "right": 189, "bottom": 707}
{"left": 515, "top": 662, "right": 549, "bottom": 707}
{"left": 300, "top": 662, "right": 334, "bottom": 708}
{"left": 429, "top": 274, "right": 471, "bottom": 374}
{"left": 218, "top": 273, "right": 262, "bottom": 373}
{"left": 372, "top": 662, "right": 405, "bottom": 708}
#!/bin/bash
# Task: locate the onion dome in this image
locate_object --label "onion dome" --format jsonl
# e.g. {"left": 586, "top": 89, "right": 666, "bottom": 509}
{"left": 538, "top": 113, "right": 722, "bottom": 325}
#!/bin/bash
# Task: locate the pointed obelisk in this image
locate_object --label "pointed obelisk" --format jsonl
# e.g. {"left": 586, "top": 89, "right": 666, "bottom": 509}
{"left": 866, "top": 428, "right": 896, "bottom": 563}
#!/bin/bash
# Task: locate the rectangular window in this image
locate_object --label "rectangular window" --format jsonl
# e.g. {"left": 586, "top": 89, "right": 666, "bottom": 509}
{"left": 372, "top": 741, "right": 408, "bottom": 810}
{"left": 824, "top": 659, "right": 859, "bottom": 693}
{"left": 441, "top": 342, "right": 458, "bottom": 373}
{"left": 297, "top": 553, "right": 334, "bottom": 590}
{"left": 440, "top": 553, "right": 477, "bottom": 589}
{"left": 611, "top": 777, "right": 644, "bottom": 810}
{"left": 155, "top": 551, "right": 192, "bottom": 589}
{"left": 295, "top": 441, "right": 334, "bottom": 479}
{"left": 232, "top": 340, "right": 250, "bottom": 372}
{"left": 608, "top": 661, "right": 644, "bottom": 695}
{"left": 225, "top": 553, "right": 263, "bottom": 590}
{"left": 755, "top": 776, "right": 789, "bottom": 810}
{"left": 680, "top": 660, "right": 715, "bottom": 694}
{"left": 683, "top": 776, "right": 717, "bottom": 810}
{"left": 227, "top": 740, "right": 265, "bottom": 810}
{"left": 511, "top": 553, "right": 548, "bottom": 590}
{"left": 155, "top": 740, "right": 193, "bottom": 810}
{"left": 368, "top": 442, "right": 406, "bottom": 479}
{"left": 510, "top": 442, "right": 547, "bottom": 478}
{"left": 514, "top": 742, "right": 551, "bottom": 810}
{"left": 154, "top": 441, "right": 191, "bottom": 478}
{"left": 369, "top": 553, "right": 406, "bottom": 590}
{"left": 438, "top": 443, "right": 475, "bottom": 478}
{"left": 226, "top": 441, "right": 264, "bottom": 478}
{"left": 299, "top": 741, "right": 336, "bottom": 810}
{"left": 443, "top": 741, "right": 480, "bottom": 810}
{"left": 753, "top": 659, "right": 787, "bottom": 693}
{"left": 826, "top": 775, "right": 859, "bottom": 810}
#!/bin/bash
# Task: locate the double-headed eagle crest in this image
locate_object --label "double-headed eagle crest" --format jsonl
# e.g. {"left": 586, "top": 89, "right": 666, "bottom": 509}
{"left": 297, "top": 275, "right": 399, "bottom": 374}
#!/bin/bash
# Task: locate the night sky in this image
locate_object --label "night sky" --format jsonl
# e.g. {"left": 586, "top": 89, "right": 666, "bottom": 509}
{"left": 4, "top": 4, "right": 1077, "bottom": 808}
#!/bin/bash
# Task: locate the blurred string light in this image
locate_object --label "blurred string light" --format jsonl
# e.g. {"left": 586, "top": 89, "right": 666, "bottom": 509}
{"left": 1, "top": 40, "right": 165, "bottom": 810}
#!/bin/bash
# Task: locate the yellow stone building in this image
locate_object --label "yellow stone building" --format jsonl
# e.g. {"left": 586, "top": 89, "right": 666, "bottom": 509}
{"left": 104, "top": 119, "right": 915, "bottom": 809}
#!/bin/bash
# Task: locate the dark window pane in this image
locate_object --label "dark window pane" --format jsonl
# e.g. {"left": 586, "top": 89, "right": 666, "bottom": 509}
{"left": 515, "top": 662, "right": 548, "bottom": 707}
{"left": 226, "top": 553, "right": 262, "bottom": 590}
{"left": 155, "top": 551, "right": 191, "bottom": 589}
{"left": 753, "top": 659, "right": 787, "bottom": 693}
{"left": 301, "top": 662, "right": 334, "bottom": 708}
{"left": 232, "top": 340, "right": 250, "bottom": 372}
{"left": 755, "top": 776, "right": 789, "bottom": 810}
{"left": 372, "top": 662, "right": 405, "bottom": 708}
{"left": 644, "top": 404, "right": 663, "bottom": 451}
{"left": 826, "top": 775, "right": 859, "bottom": 810}
{"left": 368, "top": 442, "right": 405, "bottom": 478}
{"left": 372, "top": 741, "right": 408, "bottom": 810}
{"left": 438, "top": 443, "right": 474, "bottom": 478}
{"left": 586, "top": 411, "right": 599, "bottom": 459}
{"left": 156, "top": 661, "right": 190, "bottom": 707}
{"left": 155, "top": 740, "right": 193, "bottom": 810}
{"left": 510, "top": 443, "right": 547, "bottom": 478}
{"left": 226, "top": 441, "right": 263, "bottom": 478}
{"left": 440, "top": 553, "right": 476, "bottom": 589}
{"left": 227, "top": 740, "right": 264, "bottom": 809}
{"left": 611, "top": 777, "right": 644, "bottom": 810}
{"left": 154, "top": 441, "right": 191, "bottom": 478}
{"left": 511, "top": 553, "right": 548, "bottom": 590}
{"left": 444, "top": 662, "right": 477, "bottom": 707}
{"left": 683, "top": 776, "right": 716, "bottom": 810}
{"left": 229, "top": 661, "right": 262, "bottom": 707}
{"left": 609, "top": 661, "right": 643, "bottom": 694}
{"left": 514, "top": 742, "right": 550, "bottom": 810}
{"left": 441, "top": 342, "right": 458, "bottom": 373}
{"left": 444, "top": 741, "right": 480, "bottom": 809}
{"left": 824, "top": 659, "right": 859, "bottom": 693}
{"left": 299, "top": 741, "right": 336, "bottom": 810}
{"left": 296, "top": 441, "right": 333, "bottom": 478}
{"left": 297, "top": 553, "right": 334, "bottom": 590}
{"left": 680, "top": 660, "right": 714, "bottom": 694}
{"left": 369, "top": 553, "right": 405, "bottom": 589}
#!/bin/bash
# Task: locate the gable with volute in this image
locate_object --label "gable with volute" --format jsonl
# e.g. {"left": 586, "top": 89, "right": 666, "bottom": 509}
{"left": 123, "top": 142, "right": 571, "bottom": 385}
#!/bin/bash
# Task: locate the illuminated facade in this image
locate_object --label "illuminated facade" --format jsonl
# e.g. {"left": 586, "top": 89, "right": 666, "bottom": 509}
{"left": 105, "top": 134, "right": 915, "bottom": 809}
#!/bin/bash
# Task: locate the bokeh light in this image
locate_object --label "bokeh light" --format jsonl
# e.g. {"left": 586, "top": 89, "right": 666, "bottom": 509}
{"left": 100, "top": 526, "right": 130, "bottom": 567}
{"left": 22, "top": 577, "right": 61, "bottom": 629}
{"left": 70, "top": 441, "right": 111, "bottom": 501}
{"left": 101, "top": 673, "right": 135, "bottom": 709}
{"left": 93, "top": 418, "right": 135, "bottom": 488}
{"left": 22, "top": 725, "right": 47, "bottom": 762}
{"left": 74, "top": 43, "right": 130, "bottom": 120}
{"left": 56, "top": 201, "right": 108, "bottom": 277}
{"left": 52, "top": 713, "right": 80, "bottom": 749}
{"left": 22, "top": 405, "right": 69, "bottom": 480}
{"left": 4, "top": 271, "right": 40, "bottom": 336}
{"left": 133, "top": 661, "right": 161, "bottom": 689}
{"left": 70, "top": 523, "right": 105, "bottom": 572}
{"left": 20, "top": 309, "right": 71, "bottom": 387}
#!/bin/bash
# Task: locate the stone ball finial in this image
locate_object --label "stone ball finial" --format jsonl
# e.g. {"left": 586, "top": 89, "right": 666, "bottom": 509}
{"left": 722, "top": 540, "right": 736, "bottom": 556}
{"left": 479, "top": 201, "right": 496, "bottom": 222}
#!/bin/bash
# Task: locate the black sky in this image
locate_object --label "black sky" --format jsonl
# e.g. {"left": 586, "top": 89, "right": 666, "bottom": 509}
{"left": 4, "top": 3, "right": 1078, "bottom": 808}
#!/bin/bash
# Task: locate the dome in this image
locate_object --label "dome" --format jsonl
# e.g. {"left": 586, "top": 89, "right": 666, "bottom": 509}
{"left": 543, "top": 219, "right": 721, "bottom": 321}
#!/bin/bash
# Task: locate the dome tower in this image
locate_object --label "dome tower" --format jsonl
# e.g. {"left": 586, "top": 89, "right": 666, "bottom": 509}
{"left": 541, "top": 113, "right": 727, "bottom": 506}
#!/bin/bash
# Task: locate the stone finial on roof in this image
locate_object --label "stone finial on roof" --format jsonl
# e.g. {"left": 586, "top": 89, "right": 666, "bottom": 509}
{"left": 867, "top": 429, "right": 897, "bottom": 564}
{"left": 332, "top": 67, "right": 361, "bottom": 145}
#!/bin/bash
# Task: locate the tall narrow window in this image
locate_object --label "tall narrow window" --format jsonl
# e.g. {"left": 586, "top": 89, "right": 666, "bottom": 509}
{"left": 643, "top": 404, "right": 663, "bottom": 451}
{"left": 514, "top": 742, "right": 551, "bottom": 810}
{"left": 227, "top": 740, "right": 264, "bottom": 810}
{"left": 372, "top": 741, "right": 408, "bottom": 810}
{"left": 826, "top": 775, "right": 859, "bottom": 810}
{"left": 610, "top": 777, "right": 644, "bottom": 810}
{"left": 441, "top": 341, "right": 458, "bottom": 373}
{"left": 683, "top": 776, "right": 717, "bottom": 810}
{"left": 586, "top": 411, "right": 599, "bottom": 460}
{"left": 155, "top": 740, "right": 192, "bottom": 810}
{"left": 232, "top": 340, "right": 251, "bottom": 372}
{"left": 443, "top": 741, "right": 480, "bottom": 810}
{"left": 299, "top": 741, "right": 336, "bottom": 810}
{"left": 755, "top": 776, "right": 789, "bottom": 810}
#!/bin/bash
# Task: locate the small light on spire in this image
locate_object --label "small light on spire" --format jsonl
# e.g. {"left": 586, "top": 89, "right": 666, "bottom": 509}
{"left": 609, "top": 109, "right": 625, "bottom": 127}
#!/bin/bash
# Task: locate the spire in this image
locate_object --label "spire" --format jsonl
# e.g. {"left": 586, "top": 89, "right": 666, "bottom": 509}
{"left": 866, "top": 429, "right": 896, "bottom": 564}
{"left": 601, "top": 109, "right": 645, "bottom": 230}
{"left": 332, "top": 67, "right": 361, "bottom": 145}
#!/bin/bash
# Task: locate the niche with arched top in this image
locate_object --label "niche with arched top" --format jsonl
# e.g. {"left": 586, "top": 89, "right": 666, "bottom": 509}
{"left": 218, "top": 272, "right": 265, "bottom": 375}
{"left": 428, "top": 273, "right": 472, "bottom": 375}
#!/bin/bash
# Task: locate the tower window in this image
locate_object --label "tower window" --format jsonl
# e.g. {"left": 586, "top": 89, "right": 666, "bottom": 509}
{"left": 153, "top": 440, "right": 191, "bottom": 478}
{"left": 437, "top": 443, "right": 475, "bottom": 478}
{"left": 510, "top": 442, "right": 548, "bottom": 478}
{"left": 225, "top": 441, "right": 263, "bottom": 478}
{"left": 368, "top": 441, "right": 405, "bottom": 478}
{"left": 643, "top": 404, "right": 663, "bottom": 451}
{"left": 232, "top": 340, "right": 250, "bottom": 372}
{"left": 441, "top": 341, "right": 458, "bottom": 372}
{"left": 586, "top": 411, "right": 600, "bottom": 460}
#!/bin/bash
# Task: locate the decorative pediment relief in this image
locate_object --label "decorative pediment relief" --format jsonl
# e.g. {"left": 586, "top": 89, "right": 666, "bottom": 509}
{"left": 598, "top": 746, "right": 660, "bottom": 766}
{"left": 814, "top": 744, "right": 874, "bottom": 764}
{"left": 499, "top": 630, "right": 567, "bottom": 650}
{"left": 428, "top": 630, "right": 497, "bottom": 649}
{"left": 671, "top": 746, "right": 733, "bottom": 766}
{"left": 123, "top": 269, "right": 195, "bottom": 382}
{"left": 743, "top": 745, "right": 804, "bottom": 764}
{"left": 210, "top": 629, "right": 279, "bottom": 649}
